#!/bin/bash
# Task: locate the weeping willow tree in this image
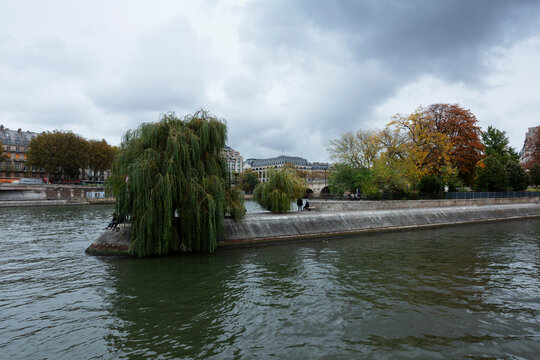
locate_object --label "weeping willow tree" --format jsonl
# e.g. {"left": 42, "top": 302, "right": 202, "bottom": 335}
{"left": 253, "top": 169, "right": 307, "bottom": 213}
{"left": 110, "top": 110, "right": 245, "bottom": 256}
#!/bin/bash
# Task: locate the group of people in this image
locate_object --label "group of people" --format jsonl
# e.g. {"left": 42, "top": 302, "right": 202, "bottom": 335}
{"left": 106, "top": 213, "right": 120, "bottom": 231}
{"left": 296, "top": 198, "right": 310, "bottom": 211}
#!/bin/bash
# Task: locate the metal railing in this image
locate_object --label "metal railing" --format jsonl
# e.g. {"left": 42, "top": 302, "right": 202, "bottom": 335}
{"left": 446, "top": 191, "right": 540, "bottom": 199}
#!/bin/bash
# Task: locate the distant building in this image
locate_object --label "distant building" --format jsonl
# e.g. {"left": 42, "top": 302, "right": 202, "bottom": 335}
{"left": 0, "top": 125, "right": 45, "bottom": 179}
{"left": 0, "top": 125, "right": 111, "bottom": 183}
{"left": 519, "top": 126, "right": 540, "bottom": 168}
{"left": 222, "top": 146, "right": 243, "bottom": 179}
{"left": 244, "top": 155, "right": 329, "bottom": 182}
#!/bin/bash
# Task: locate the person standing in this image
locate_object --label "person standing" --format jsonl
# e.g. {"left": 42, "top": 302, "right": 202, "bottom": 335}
{"left": 296, "top": 198, "right": 303, "bottom": 211}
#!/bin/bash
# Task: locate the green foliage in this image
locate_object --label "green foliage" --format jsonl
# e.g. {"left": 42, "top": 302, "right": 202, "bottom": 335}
{"left": 372, "top": 155, "right": 420, "bottom": 196}
{"left": 27, "top": 130, "right": 89, "bottom": 178}
{"left": 327, "top": 129, "right": 381, "bottom": 168}
{"left": 482, "top": 126, "right": 519, "bottom": 165}
{"left": 474, "top": 156, "right": 509, "bottom": 191}
{"left": 237, "top": 169, "right": 259, "bottom": 194}
{"left": 253, "top": 169, "right": 306, "bottom": 213}
{"left": 225, "top": 185, "right": 247, "bottom": 219}
{"left": 88, "top": 139, "right": 116, "bottom": 182}
{"left": 506, "top": 161, "right": 527, "bottom": 191}
{"left": 328, "top": 163, "right": 372, "bottom": 195}
{"left": 111, "top": 110, "right": 245, "bottom": 256}
{"left": 529, "top": 163, "right": 540, "bottom": 186}
{"left": 418, "top": 175, "right": 443, "bottom": 195}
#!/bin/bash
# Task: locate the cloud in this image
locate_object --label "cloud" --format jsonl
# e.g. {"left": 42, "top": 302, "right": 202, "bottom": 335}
{"left": 0, "top": 0, "right": 539, "bottom": 164}
{"left": 87, "top": 19, "right": 213, "bottom": 114}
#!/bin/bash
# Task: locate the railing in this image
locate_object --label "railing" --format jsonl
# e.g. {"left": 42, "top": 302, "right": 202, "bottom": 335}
{"left": 446, "top": 191, "right": 540, "bottom": 199}
{"left": 313, "top": 191, "right": 540, "bottom": 201}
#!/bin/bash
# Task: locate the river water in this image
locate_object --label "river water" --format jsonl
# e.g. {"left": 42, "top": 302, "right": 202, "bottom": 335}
{"left": 1, "top": 204, "right": 540, "bottom": 359}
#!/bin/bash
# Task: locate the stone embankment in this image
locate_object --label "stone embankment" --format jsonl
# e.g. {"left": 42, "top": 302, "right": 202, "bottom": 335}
{"left": 0, "top": 184, "right": 114, "bottom": 207}
{"left": 86, "top": 199, "right": 540, "bottom": 256}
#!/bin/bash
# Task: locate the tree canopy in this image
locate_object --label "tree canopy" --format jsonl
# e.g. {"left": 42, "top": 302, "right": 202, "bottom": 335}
{"left": 88, "top": 139, "right": 117, "bottom": 182}
{"left": 474, "top": 156, "right": 509, "bottom": 191}
{"left": 327, "top": 129, "right": 381, "bottom": 168}
{"left": 482, "top": 125, "right": 519, "bottom": 165}
{"left": 237, "top": 169, "right": 259, "bottom": 194}
{"left": 110, "top": 110, "right": 245, "bottom": 256}
{"left": 328, "top": 163, "right": 372, "bottom": 195}
{"left": 253, "top": 169, "right": 306, "bottom": 213}
{"left": 324, "top": 103, "right": 535, "bottom": 196}
{"left": 27, "top": 130, "right": 90, "bottom": 178}
{"left": 529, "top": 163, "right": 540, "bottom": 186}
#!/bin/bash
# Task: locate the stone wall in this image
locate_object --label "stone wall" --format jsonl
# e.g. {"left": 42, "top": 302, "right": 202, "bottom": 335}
{"left": 309, "top": 197, "right": 540, "bottom": 212}
{"left": 87, "top": 202, "right": 540, "bottom": 255}
{"left": 219, "top": 203, "right": 540, "bottom": 248}
{"left": 0, "top": 184, "right": 105, "bottom": 202}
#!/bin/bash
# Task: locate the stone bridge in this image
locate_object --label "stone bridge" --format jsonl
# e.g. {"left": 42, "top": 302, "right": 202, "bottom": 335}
{"left": 305, "top": 179, "right": 329, "bottom": 197}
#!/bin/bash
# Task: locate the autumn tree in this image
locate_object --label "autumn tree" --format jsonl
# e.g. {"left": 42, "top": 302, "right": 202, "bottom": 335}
{"left": 282, "top": 161, "right": 310, "bottom": 180}
{"left": 0, "top": 141, "right": 7, "bottom": 161}
{"left": 482, "top": 126, "right": 519, "bottom": 165}
{"left": 523, "top": 127, "right": 540, "bottom": 168}
{"left": 390, "top": 104, "right": 484, "bottom": 185}
{"left": 88, "top": 139, "right": 116, "bottom": 182}
{"left": 327, "top": 129, "right": 381, "bottom": 168}
{"left": 27, "top": 131, "right": 89, "bottom": 179}
{"left": 425, "top": 104, "right": 484, "bottom": 185}
{"left": 389, "top": 109, "right": 453, "bottom": 177}
{"left": 370, "top": 126, "right": 422, "bottom": 195}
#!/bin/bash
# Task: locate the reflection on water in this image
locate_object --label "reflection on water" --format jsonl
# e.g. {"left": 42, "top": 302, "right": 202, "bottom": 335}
{"left": 1, "top": 205, "right": 540, "bottom": 359}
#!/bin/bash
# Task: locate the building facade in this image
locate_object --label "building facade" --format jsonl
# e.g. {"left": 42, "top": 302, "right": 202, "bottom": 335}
{"left": 520, "top": 126, "right": 540, "bottom": 168}
{"left": 0, "top": 126, "right": 46, "bottom": 180}
{"left": 0, "top": 125, "right": 111, "bottom": 183}
{"left": 243, "top": 155, "right": 329, "bottom": 182}
{"left": 222, "top": 146, "right": 243, "bottom": 179}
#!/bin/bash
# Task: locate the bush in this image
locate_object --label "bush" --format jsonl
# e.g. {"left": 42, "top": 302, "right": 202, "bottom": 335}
{"left": 418, "top": 175, "right": 443, "bottom": 195}
{"left": 530, "top": 163, "right": 540, "bottom": 186}
{"left": 474, "top": 156, "right": 509, "bottom": 191}
{"left": 506, "top": 161, "right": 527, "bottom": 191}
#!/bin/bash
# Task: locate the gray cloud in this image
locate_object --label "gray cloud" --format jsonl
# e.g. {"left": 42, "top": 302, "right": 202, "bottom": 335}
{"left": 0, "top": 0, "right": 539, "bottom": 163}
{"left": 87, "top": 19, "right": 213, "bottom": 114}
{"left": 225, "top": 0, "right": 540, "bottom": 160}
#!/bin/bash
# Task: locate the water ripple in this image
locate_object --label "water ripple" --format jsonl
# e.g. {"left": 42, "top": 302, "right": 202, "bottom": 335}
{"left": 1, "top": 207, "right": 540, "bottom": 358}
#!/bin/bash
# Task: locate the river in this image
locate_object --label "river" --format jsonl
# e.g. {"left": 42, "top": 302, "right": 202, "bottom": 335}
{"left": 1, "top": 204, "right": 539, "bottom": 359}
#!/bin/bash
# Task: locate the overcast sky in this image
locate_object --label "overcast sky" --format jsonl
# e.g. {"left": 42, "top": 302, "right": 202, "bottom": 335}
{"left": 1, "top": 0, "right": 539, "bottom": 163}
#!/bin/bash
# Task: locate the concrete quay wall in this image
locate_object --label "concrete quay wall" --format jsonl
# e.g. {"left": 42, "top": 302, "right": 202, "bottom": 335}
{"left": 219, "top": 203, "right": 540, "bottom": 248}
{"left": 87, "top": 202, "right": 540, "bottom": 255}
{"left": 309, "top": 197, "right": 540, "bottom": 212}
{"left": 0, "top": 184, "right": 109, "bottom": 206}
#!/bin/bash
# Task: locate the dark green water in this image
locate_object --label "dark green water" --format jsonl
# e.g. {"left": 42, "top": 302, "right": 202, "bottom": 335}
{"left": 1, "top": 205, "right": 540, "bottom": 359}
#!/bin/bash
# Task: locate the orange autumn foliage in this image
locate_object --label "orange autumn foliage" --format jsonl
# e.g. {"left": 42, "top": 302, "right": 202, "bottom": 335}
{"left": 426, "top": 104, "right": 485, "bottom": 185}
